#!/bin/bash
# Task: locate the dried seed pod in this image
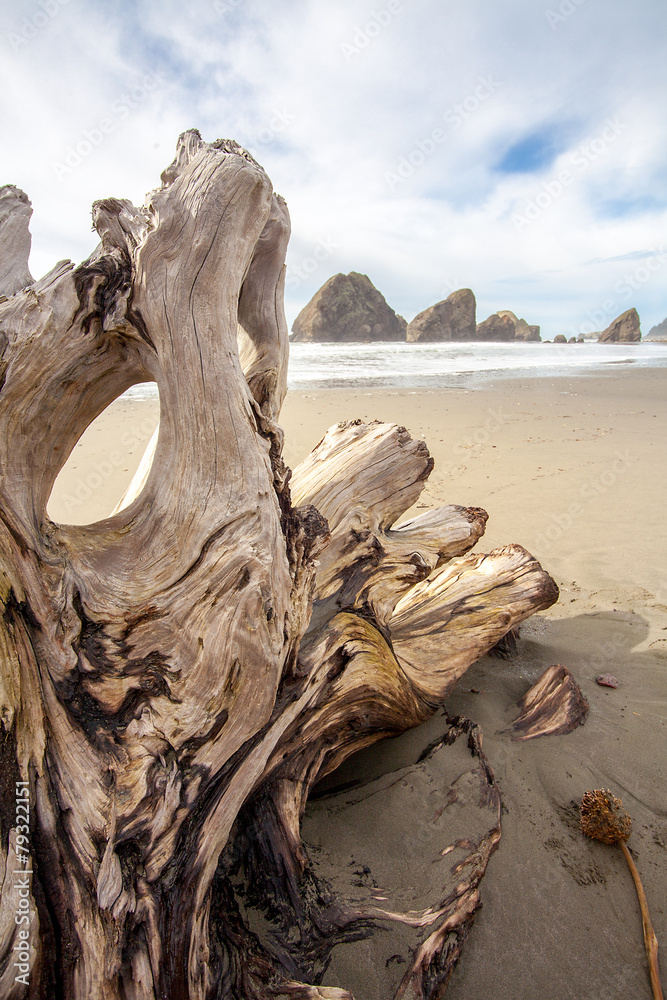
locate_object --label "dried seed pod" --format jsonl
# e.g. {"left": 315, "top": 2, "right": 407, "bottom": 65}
{"left": 581, "top": 789, "right": 663, "bottom": 1000}
{"left": 580, "top": 788, "right": 632, "bottom": 844}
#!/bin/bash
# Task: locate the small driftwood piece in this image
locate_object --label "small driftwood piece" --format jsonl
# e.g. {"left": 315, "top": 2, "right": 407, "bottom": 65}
{"left": 392, "top": 716, "right": 502, "bottom": 1000}
{"left": 0, "top": 132, "right": 558, "bottom": 999}
{"left": 504, "top": 663, "right": 588, "bottom": 741}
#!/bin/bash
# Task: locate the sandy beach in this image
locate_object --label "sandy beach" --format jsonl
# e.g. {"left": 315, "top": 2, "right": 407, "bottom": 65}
{"left": 48, "top": 368, "right": 667, "bottom": 998}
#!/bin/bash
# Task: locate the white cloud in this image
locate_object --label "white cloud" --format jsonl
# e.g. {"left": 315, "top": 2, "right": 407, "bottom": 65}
{"left": 2, "top": 0, "right": 665, "bottom": 336}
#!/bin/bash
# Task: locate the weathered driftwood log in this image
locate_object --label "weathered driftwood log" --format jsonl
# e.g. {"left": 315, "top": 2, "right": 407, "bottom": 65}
{"left": 0, "top": 132, "right": 558, "bottom": 1000}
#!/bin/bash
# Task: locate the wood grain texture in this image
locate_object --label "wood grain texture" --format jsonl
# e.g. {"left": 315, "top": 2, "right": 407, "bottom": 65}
{"left": 505, "top": 663, "right": 588, "bottom": 741}
{"left": 0, "top": 185, "right": 33, "bottom": 297}
{"left": 0, "top": 132, "right": 559, "bottom": 999}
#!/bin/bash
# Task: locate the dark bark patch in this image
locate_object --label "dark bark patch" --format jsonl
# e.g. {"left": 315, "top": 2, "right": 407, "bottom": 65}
{"left": 73, "top": 247, "right": 132, "bottom": 337}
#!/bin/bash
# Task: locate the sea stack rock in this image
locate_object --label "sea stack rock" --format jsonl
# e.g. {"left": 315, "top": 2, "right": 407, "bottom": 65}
{"left": 0, "top": 185, "right": 34, "bottom": 297}
{"left": 291, "top": 272, "right": 407, "bottom": 342}
{"left": 553, "top": 335, "right": 567, "bottom": 343}
{"left": 646, "top": 317, "right": 667, "bottom": 341}
{"left": 597, "top": 308, "right": 641, "bottom": 343}
{"left": 476, "top": 310, "right": 541, "bottom": 341}
{"left": 406, "top": 288, "right": 476, "bottom": 342}
{"left": 497, "top": 310, "right": 541, "bottom": 342}
{"left": 475, "top": 312, "right": 516, "bottom": 341}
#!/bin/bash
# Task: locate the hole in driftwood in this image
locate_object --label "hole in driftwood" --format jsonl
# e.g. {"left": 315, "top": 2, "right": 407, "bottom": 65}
{"left": 47, "top": 382, "right": 160, "bottom": 525}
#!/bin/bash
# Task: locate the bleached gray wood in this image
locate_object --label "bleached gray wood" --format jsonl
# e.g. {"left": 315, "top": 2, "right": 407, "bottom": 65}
{"left": 0, "top": 185, "right": 33, "bottom": 297}
{"left": 0, "top": 132, "right": 559, "bottom": 1000}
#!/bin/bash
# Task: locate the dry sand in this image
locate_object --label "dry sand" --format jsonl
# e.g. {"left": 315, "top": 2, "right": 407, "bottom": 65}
{"left": 48, "top": 368, "right": 667, "bottom": 998}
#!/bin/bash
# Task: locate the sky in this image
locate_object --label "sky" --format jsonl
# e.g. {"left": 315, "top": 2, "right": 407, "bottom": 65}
{"left": 1, "top": 0, "right": 666, "bottom": 340}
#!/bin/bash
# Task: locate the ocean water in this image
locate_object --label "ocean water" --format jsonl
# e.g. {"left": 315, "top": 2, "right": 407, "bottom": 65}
{"left": 122, "top": 340, "right": 667, "bottom": 399}
{"left": 287, "top": 340, "right": 667, "bottom": 390}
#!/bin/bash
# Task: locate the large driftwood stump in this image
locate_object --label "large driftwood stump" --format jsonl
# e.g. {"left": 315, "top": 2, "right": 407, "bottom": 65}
{"left": 0, "top": 132, "right": 558, "bottom": 1000}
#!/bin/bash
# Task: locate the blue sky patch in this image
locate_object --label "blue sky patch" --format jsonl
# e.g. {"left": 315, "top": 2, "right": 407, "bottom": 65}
{"left": 496, "top": 128, "right": 565, "bottom": 175}
{"left": 592, "top": 195, "right": 664, "bottom": 219}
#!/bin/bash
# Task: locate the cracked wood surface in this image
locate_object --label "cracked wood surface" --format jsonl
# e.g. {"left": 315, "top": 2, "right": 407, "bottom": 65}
{"left": 0, "top": 131, "right": 558, "bottom": 1000}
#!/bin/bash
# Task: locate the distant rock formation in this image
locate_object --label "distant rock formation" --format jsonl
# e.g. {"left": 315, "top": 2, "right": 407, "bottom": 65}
{"left": 597, "top": 308, "right": 641, "bottom": 343}
{"left": 497, "top": 310, "right": 541, "bottom": 342}
{"left": 646, "top": 317, "right": 667, "bottom": 341}
{"left": 475, "top": 310, "right": 540, "bottom": 341}
{"left": 406, "top": 288, "right": 476, "bottom": 342}
{"left": 476, "top": 312, "right": 515, "bottom": 341}
{"left": 553, "top": 335, "right": 567, "bottom": 344}
{"left": 292, "top": 275, "right": 548, "bottom": 345}
{"left": 291, "top": 272, "right": 407, "bottom": 342}
{"left": 0, "top": 185, "right": 33, "bottom": 297}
